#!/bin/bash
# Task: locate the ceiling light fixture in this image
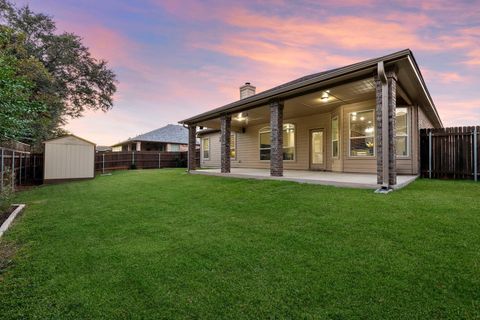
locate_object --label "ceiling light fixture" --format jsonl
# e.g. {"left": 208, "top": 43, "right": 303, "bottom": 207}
{"left": 321, "top": 90, "right": 330, "bottom": 102}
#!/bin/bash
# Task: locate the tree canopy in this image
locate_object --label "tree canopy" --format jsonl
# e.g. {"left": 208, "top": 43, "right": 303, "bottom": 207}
{"left": 0, "top": 0, "right": 117, "bottom": 145}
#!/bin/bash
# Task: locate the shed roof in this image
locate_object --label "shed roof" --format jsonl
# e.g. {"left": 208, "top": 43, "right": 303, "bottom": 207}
{"left": 43, "top": 134, "right": 96, "bottom": 146}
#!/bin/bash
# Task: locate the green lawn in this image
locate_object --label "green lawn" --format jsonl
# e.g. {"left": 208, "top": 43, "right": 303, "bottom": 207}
{"left": 0, "top": 169, "right": 479, "bottom": 319}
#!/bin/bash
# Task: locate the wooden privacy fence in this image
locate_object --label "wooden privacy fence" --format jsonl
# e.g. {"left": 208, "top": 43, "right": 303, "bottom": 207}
{"left": 95, "top": 151, "right": 200, "bottom": 173}
{"left": 0, "top": 147, "right": 44, "bottom": 190}
{"left": 420, "top": 126, "right": 479, "bottom": 180}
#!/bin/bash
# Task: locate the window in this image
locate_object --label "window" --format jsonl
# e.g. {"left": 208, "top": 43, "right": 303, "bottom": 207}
{"left": 259, "top": 124, "right": 295, "bottom": 160}
{"left": 332, "top": 116, "right": 339, "bottom": 158}
{"left": 349, "top": 110, "right": 375, "bottom": 157}
{"left": 396, "top": 107, "right": 409, "bottom": 157}
{"left": 112, "top": 146, "right": 122, "bottom": 152}
{"left": 202, "top": 138, "right": 210, "bottom": 160}
{"left": 169, "top": 144, "right": 180, "bottom": 152}
{"left": 230, "top": 133, "right": 236, "bottom": 159}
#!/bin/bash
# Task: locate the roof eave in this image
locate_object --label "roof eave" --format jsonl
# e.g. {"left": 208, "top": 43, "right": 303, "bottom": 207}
{"left": 179, "top": 49, "right": 414, "bottom": 125}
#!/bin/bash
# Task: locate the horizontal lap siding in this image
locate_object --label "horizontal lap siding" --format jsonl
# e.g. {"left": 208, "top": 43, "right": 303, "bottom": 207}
{"left": 233, "top": 112, "right": 332, "bottom": 170}
{"left": 200, "top": 133, "right": 221, "bottom": 168}
{"left": 201, "top": 99, "right": 423, "bottom": 175}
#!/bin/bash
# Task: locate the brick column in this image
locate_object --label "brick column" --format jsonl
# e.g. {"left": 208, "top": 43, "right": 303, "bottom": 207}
{"left": 375, "top": 68, "right": 397, "bottom": 187}
{"left": 375, "top": 76, "right": 384, "bottom": 185}
{"left": 270, "top": 100, "right": 284, "bottom": 176}
{"left": 387, "top": 70, "right": 397, "bottom": 186}
{"left": 220, "top": 114, "right": 231, "bottom": 173}
{"left": 188, "top": 125, "right": 197, "bottom": 172}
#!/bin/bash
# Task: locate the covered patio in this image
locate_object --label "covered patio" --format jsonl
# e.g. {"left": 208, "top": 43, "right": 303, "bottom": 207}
{"left": 191, "top": 168, "right": 417, "bottom": 189}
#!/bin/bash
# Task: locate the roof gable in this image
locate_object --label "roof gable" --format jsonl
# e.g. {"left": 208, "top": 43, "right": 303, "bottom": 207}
{"left": 127, "top": 124, "right": 189, "bottom": 144}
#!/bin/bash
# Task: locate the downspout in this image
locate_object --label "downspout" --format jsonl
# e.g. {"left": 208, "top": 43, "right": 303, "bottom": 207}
{"left": 377, "top": 61, "right": 389, "bottom": 189}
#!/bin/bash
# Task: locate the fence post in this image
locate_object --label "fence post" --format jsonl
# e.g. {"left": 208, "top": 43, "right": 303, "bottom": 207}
{"left": 428, "top": 131, "right": 432, "bottom": 179}
{"left": 33, "top": 155, "right": 36, "bottom": 181}
{"left": 102, "top": 153, "right": 105, "bottom": 174}
{"left": 19, "top": 153, "right": 23, "bottom": 185}
{"left": 132, "top": 151, "right": 135, "bottom": 166}
{"left": 0, "top": 148, "right": 3, "bottom": 192}
{"left": 158, "top": 153, "right": 161, "bottom": 169}
{"left": 12, "top": 151, "right": 15, "bottom": 189}
{"left": 474, "top": 126, "right": 478, "bottom": 182}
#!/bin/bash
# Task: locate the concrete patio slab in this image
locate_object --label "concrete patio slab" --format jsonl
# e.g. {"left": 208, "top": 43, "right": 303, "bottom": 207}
{"left": 191, "top": 168, "right": 417, "bottom": 190}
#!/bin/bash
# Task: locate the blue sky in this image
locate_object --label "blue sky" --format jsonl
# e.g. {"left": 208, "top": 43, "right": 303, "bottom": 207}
{"left": 22, "top": 0, "right": 480, "bottom": 144}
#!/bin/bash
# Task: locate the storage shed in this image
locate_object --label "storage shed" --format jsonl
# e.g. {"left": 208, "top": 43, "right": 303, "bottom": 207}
{"left": 43, "top": 135, "right": 95, "bottom": 183}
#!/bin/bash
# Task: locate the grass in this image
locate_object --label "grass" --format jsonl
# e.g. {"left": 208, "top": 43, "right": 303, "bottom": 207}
{"left": 0, "top": 169, "right": 479, "bottom": 319}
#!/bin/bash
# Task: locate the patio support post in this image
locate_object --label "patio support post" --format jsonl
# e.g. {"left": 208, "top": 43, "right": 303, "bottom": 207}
{"left": 270, "top": 100, "right": 284, "bottom": 177}
{"left": 188, "top": 125, "right": 197, "bottom": 172}
{"left": 387, "top": 69, "right": 397, "bottom": 186}
{"left": 220, "top": 114, "right": 231, "bottom": 173}
{"left": 375, "top": 62, "right": 397, "bottom": 190}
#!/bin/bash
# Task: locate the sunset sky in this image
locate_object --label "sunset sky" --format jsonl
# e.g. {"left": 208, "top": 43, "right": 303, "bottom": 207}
{"left": 23, "top": 0, "right": 480, "bottom": 145}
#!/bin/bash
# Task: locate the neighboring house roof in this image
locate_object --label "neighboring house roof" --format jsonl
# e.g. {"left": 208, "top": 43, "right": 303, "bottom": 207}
{"left": 112, "top": 124, "right": 191, "bottom": 146}
{"left": 179, "top": 49, "right": 442, "bottom": 128}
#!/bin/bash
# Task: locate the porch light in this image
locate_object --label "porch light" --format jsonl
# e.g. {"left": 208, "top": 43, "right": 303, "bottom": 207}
{"left": 321, "top": 90, "right": 330, "bottom": 102}
{"left": 234, "top": 112, "right": 247, "bottom": 122}
{"left": 360, "top": 116, "right": 365, "bottom": 121}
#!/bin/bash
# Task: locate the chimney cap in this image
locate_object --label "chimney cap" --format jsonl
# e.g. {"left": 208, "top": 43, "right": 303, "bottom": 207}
{"left": 245, "top": 82, "right": 250, "bottom": 85}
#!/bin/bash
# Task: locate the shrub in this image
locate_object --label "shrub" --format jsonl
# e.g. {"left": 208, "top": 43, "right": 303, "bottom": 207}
{"left": 0, "top": 167, "right": 15, "bottom": 212}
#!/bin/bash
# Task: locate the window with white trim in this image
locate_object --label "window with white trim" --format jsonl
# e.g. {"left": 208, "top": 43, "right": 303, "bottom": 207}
{"left": 396, "top": 107, "right": 409, "bottom": 157}
{"left": 349, "top": 110, "right": 375, "bottom": 157}
{"left": 230, "top": 133, "right": 236, "bottom": 159}
{"left": 332, "top": 116, "right": 339, "bottom": 158}
{"left": 259, "top": 124, "right": 295, "bottom": 160}
{"left": 202, "top": 138, "right": 210, "bottom": 160}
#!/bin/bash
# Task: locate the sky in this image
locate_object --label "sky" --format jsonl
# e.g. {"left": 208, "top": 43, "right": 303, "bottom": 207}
{"left": 20, "top": 0, "right": 480, "bottom": 145}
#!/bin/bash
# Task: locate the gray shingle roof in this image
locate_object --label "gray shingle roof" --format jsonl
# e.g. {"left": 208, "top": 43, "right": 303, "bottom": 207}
{"left": 129, "top": 124, "right": 189, "bottom": 144}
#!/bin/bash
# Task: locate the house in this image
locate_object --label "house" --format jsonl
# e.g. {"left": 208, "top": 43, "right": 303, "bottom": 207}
{"left": 179, "top": 50, "right": 442, "bottom": 190}
{"left": 111, "top": 124, "right": 192, "bottom": 152}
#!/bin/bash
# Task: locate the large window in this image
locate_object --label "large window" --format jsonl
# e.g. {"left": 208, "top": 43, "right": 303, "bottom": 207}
{"left": 230, "top": 133, "right": 236, "bottom": 159}
{"left": 396, "top": 107, "right": 409, "bottom": 157}
{"left": 349, "top": 110, "right": 375, "bottom": 157}
{"left": 202, "top": 138, "right": 210, "bottom": 160}
{"left": 332, "top": 116, "right": 339, "bottom": 158}
{"left": 259, "top": 124, "right": 295, "bottom": 160}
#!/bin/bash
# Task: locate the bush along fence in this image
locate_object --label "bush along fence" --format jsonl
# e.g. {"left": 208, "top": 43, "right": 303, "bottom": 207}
{"left": 420, "top": 126, "right": 479, "bottom": 180}
{"left": 95, "top": 151, "right": 200, "bottom": 173}
{"left": 0, "top": 147, "right": 44, "bottom": 190}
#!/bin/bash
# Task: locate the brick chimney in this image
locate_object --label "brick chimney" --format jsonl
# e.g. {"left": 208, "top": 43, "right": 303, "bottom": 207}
{"left": 240, "top": 82, "right": 256, "bottom": 99}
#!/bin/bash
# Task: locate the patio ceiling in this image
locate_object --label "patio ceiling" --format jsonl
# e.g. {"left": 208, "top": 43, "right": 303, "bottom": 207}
{"left": 197, "top": 78, "right": 377, "bottom": 130}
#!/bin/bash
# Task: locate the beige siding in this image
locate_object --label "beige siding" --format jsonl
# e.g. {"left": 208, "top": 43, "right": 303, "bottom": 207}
{"left": 202, "top": 99, "right": 421, "bottom": 175}
{"left": 44, "top": 136, "right": 95, "bottom": 180}
{"left": 200, "top": 134, "right": 221, "bottom": 168}
{"left": 418, "top": 106, "right": 434, "bottom": 129}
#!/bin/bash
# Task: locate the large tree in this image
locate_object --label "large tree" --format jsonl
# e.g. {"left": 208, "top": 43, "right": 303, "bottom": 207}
{"left": 0, "top": 0, "right": 117, "bottom": 143}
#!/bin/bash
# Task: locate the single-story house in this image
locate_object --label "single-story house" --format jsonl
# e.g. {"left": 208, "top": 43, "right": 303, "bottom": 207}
{"left": 111, "top": 124, "right": 194, "bottom": 152}
{"left": 179, "top": 49, "right": 442, "bottom": 190}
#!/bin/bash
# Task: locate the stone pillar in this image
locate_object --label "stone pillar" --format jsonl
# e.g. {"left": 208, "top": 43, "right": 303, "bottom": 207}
{"left": 136, "top": 141, "right": 141, "bottom": 151}
{"left": 375, "top": 76, "right": 383, "bottom": 185}
{"left": 188, "top": 125, "right": 197, "bottom": 172}
{"left": 270, "top": 100, "right": 284, "bottom": 176}
{"left": 387, "top": 70, "right": 397, "bottom": 186}
{"left": 375, "top": 69, "right": 397, "bottom": 187}
{"left": 220, "top": 114, "right": 231, "bottom": 173}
